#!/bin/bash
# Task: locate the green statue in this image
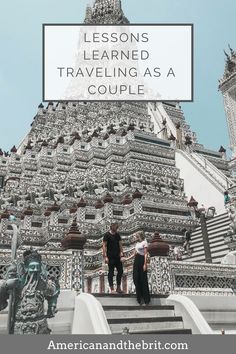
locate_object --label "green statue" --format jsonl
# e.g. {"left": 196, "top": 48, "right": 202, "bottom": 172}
{"left": 0, "top": 249, "right": 60, "bottom": 334}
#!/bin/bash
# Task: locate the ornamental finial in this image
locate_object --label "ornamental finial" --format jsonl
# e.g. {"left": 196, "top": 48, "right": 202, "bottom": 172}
{"left": 228, "top": 44, "right": 235, "bottom": 57}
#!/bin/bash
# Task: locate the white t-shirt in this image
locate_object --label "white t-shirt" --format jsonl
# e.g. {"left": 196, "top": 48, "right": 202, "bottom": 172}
{"left": 135, "top": 239, "right": 148, "bottom": 256}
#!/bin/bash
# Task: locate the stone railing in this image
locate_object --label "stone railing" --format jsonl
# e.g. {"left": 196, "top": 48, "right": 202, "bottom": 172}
{"left": 191, "top": 152, "right": 233, "bottom": 190}
{"left": 177, "top": 150, "right": 225, "bottom": 193}
{"left": 149, "top": 258, "right": 236, "bottom": 296}
{"left": 1, "top": 249, "right": 236, "bottom": 296}
{"left": 83, "top": 258, "right": 236, "bottom": 296}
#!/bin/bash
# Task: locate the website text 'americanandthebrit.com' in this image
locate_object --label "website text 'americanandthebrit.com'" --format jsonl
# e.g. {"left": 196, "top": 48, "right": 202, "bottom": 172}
{"left": 47, "top": 339, "right": 189, "bottom": 351}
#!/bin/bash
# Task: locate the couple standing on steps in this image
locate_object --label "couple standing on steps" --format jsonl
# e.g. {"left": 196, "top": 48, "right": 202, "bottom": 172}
{"left": 102, "top": 223, "right": 150, "bottom": 305}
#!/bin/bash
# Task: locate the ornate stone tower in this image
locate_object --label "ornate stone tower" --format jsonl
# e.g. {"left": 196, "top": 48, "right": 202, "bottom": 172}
{"left": 219, "top": 46, "right": 236, "bottom": 158}
{"left": 84, "top": 0, "right": 129, "bottom": 24}
{"left": 0, "top": 0, "right": 197, "bottom": 292}
{"left": 0, "top": 0, "right": 233, "bottom": 293}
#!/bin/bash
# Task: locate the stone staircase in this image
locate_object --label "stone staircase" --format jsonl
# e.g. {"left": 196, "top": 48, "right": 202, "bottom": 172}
{"left": 176, "top": 150, "right": 227, "bottom": 194}
{"left": 0, "top": 292, "right": 192, "bottom": 334}
{"left": 188, "top": 295, "right": 236, "bottom": 335}
{"left": 184, "top": 213, "right": 230, "bottom": 263}
{"left": 191, "top": 153, "right": 233, "bottom": 191}
{"left": 93, "top": 293, "right": 192, "bottom": 334}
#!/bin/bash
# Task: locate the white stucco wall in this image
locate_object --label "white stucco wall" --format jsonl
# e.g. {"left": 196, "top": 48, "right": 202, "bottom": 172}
{"left": 175, "top": 151, "right": 226, "bottom": 214}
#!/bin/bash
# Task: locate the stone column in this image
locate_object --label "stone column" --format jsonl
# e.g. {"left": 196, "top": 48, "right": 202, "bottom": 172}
{"left": 50, "top": 202, "right": 60, "bottom": 226}
{"left": 69, "top": 204, "right": 78, "bottom": 222}
{"left": 122, "top": 195, "right": 132, "bottom": 218}
{"left": 104, "top": 203, "right": 113, "bottom": 219}
{"left": 0, "top": 210, "right": 10, "bottom": 234}
{"left": 22, "top": 207, "right": 33, "bottom": 229}
{"left": 61, "top": 219, "right": 86, "bottom": 293}
{"left": 103, "top": 193, "right": 113, "bottom": 219}
{"left": 71, "top": 250, "right": 85, "bottom": 292}
{"left": 43, "top": 207, "right": 51, "bottom": 227}
{"left": 77, "top": 197, "right": 86, "bottom": 222}
{"left": 132, "top": 189, "right": 143, "bottom": 214}
{"left": 148, "top": 232, "right": 172, "bottom": 295}
{"left": 95, "top": 199, "right": 104, "bottom": 222}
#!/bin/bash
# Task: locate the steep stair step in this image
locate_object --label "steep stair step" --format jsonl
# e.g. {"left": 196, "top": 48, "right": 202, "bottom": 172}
{"left": 109, "top": 317, "right": 184, "bottom": 334}
{"left": 94, "top": 294, "right": 191, "bottom": 334}
{"left": 105, "top": 308, "right": 175, "bottom": 319}
{"left": 103, "top": 305, "right": 174, "bottom": 310}
{"left": 93, "top": 293, "right": 168, "bottom": 306}
{"left": 108, "top": 316, "right": 183, "bottom": 324}
{"left": 130, "top": 328, "right": 192, "bottom": 334}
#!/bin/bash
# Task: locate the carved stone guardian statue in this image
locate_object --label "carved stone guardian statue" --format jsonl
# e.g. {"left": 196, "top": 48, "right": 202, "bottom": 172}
{"left": 0, "top": 249, "right": 60, "bottom": 334}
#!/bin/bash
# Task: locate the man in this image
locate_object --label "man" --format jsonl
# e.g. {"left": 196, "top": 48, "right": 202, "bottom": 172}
{"left": 103, "top": 223, "right": 124, "bottom": 293}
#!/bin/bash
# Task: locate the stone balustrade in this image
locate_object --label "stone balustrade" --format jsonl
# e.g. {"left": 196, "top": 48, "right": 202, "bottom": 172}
{"left": 0, "top": 249, "right": 236, "bottom": 296}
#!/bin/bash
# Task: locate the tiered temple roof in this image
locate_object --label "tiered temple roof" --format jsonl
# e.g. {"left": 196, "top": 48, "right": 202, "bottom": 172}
{"left": 0, "top": 101, "right": 195, "bottom": 269}
{"left": 0, "top": 0, "right": 232, "bottom": 282}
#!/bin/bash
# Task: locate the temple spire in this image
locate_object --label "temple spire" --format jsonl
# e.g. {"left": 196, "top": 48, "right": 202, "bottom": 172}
{"left": 114, "top": 0, "right": 122, "bottom": 11}
{"left": 220, "top": 46, "right": 236, "bottom": 81}
{"left": 219, "top": 45, "right": 236, "bottom": 158}
{"left": 85, "top": 4, "right": 92, "bottom": 23}
{"left": 85, "top": 0, "right": 129, "bottom": 24}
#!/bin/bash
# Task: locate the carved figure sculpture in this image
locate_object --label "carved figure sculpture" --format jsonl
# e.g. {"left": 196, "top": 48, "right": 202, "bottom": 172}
{"left": 0, "top": 249, "right": 59, "bottom": 334}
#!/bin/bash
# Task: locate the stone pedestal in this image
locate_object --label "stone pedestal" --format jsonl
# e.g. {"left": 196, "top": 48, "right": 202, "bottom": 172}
{"left": 147, "top": 232, "right": 171, "bottom": 294}
{"left": 149, "top": 257, "right": 172, "bottom": 295}
{"left": 61, "top": 219, "right": 86, "bottom": 293}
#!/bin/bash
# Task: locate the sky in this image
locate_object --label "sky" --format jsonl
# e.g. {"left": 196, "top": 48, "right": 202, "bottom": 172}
{"left": 0, "top": 0, "right": 235, "bottom": 154}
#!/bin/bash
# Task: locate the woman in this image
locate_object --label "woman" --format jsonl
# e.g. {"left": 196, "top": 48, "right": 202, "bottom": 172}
{"left": 128, "top": 231, "right": 150, "bottom": 305}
